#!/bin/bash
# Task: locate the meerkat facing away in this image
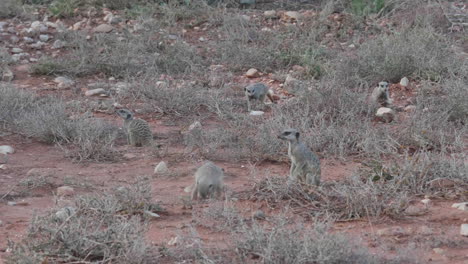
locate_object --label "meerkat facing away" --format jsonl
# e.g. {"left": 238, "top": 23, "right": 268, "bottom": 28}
{"left": 278, "top": 129, "right": 321, "bottom": 186}
{"left": 116, "top": 109, "right": 153, "bottom": 147}
{"left": 185, "top": 161, "right": 224, "bottom": 200}
{"left": 244, "top": 83, "right": 276, "bottom": 112}
{"left": 370, "top": 81, "right": 393, "bottom": 107}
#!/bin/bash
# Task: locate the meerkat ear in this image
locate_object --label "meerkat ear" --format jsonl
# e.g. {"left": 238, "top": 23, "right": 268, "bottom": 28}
{"left": 295, "top": 132, "right": 300, "bottom": 139}
{"left": 244, "top": 87, "right": 247, "bottom": 91}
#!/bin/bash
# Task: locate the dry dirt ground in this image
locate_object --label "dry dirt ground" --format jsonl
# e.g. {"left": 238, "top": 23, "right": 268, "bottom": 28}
{"left": 1, "top": 1, "right": 468, "bottom": 263}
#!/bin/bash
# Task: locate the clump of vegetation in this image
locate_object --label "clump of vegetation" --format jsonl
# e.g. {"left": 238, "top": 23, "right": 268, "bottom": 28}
{"left": 6, "top": 178, "right": 162, "bottom": 263}
{"left": 0, "top": 84, "right": 119, "bottom": 161}
{"left": 341, "top": 27, "right": 462, "bottom": 83}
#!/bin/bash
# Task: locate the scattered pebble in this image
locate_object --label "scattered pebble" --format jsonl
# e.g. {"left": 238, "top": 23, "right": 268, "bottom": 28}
{"left": 253, "top": 210, "right": 266, "bottom": 220}
{"left": 460, "top": 224, "right": 468, "bottom": 236}
{"left": 264, "top": 10, "right": 278, "bottom": 19}
{"left": 154, "top": 161, "right": 169, "bottom": 174}
{"left": 400, "top": 77, "right": 409, "bottom": 87}
{"left": 249, "top": 111, "right": 264, "bottom": 116}
{"left": 85, "top": 88, "right": 108, "bottom": 97}
{"left": 11, "top": 48, "right": 23, "bottom": 53}
{"left": 246, "top": 68, "right": 260, "bottom": 78}
{"left": 168, "top": 236, "right": 179, "bottom": 246}
{"left": 93, "top": 24, "right": 114, "bottom": 33}
{"left": 452, "top": 202, "right": 468, "bottom": 211}
{"left": 0, "top": 145, "right": 15, "bottom": 155}
{"left": 39, "top": 34, "right": 50, "bottom": 42}
{"left": 375, "top": 107, "right": 395, "bottom": 123}
{"left": 144, "top": 210, "right": 161, "bottom": 219}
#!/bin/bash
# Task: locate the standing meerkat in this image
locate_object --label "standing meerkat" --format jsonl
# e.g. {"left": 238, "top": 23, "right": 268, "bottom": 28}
{"left": 116, "top": 109, "right": 153, "bottom": 147}
{"left": 185, "top": 161, "right": 224, "bottom": 200}
{"left": 278, "top": 129, "right": 321, "bottom": 186}
{"left": 370, "top": 81, "right": 393, "bottom": 107}
{"left": 244, "top": 83, "right": 276, "bottom": 112}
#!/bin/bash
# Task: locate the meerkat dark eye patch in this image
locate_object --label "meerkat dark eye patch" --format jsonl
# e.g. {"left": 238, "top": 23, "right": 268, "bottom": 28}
{"left": 284, "top": 131, "right": 291, "bottom": 135}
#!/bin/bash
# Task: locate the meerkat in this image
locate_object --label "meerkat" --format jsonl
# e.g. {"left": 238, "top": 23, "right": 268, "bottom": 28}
{"left": 184, "top": 161, "right": 224, "bottom": 200}
{"left": 244, "top": 83, "right": 276, "bottom": 112}
{"left": 116, "top": 109, "right": 153, "bottom": 147}
{"left": 370, "top": 81, "right": 393, "bottom": 107}
{"left": 278, "top": 128, "right": 321, "bottom": 186}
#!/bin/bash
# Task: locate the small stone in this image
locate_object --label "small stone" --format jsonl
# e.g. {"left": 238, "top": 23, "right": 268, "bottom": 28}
{"left": 246, "top": 68, "right": 260, "bottom": 78}
{"left": 55, "top": 207, "right": 76, "bottom": 221}
{"left": 400, "top": 77, "right": 409, "bottom": 87}
{"left": 168, "top": 236, "right": 179, "bottom": 246}
{"left": 7, "top": 201, "right": 16, "bottom": 206}
{"left": 93, "top": 24, "right": 114, "bottom": 33}
{"left": 376, "top": 226, "right": 407, "bottom": 237}
{"left": 0, "top": 145, "right": 15, "bottom": 155}
{"left": 154, "top": 161, "right": 169, "bottom": 174}
{"left": 23, "top": 37, "right": 34, "bottom": 43}
{"left": 460, "top": 224, "right": 468, "bottom": 236}
{"left": 433, "top": 248, "right": 444, "bottom": 255}
{"left": 421, "top": 198, "right": 431, "bottom": 207}
{"left": 31, "top": 41, "right": 45, "bottom": 49}
{"left": 2, "top": 68, "right": 14, "bottom": 82}
{"left": 0, "top": 220, "right": 3, "bottom": 226}
{"left": 188, "top": 121, "right": 202, "bottom": 131}
{"left": 452, "top": 202, "right": 468, "bottom": 211}
{"left": 123, "top": 153, "right": 136, "bottom": 159}
{"left": 85, "top": 88, "right": 108, "bottom": 97}
{"left": 144, "top": 210, "right": 161, "bottom": 219}
{"left": 73, "top": 21, "right": 84, "bottom": 30}
{"left": 0, "top": 165, "right": 6, "bottom": 170}
{"left": 155, "top": 81, "right": 168, "bottom": 89}
{"left": 348, "top": 44, "right": 356, "bottom": 49}
{"left": 52, "top": 39, "right": 66, "bottom": 49}
{"left": 249, "top": 111, "right": 264, "bottom": 116}
{"left": 57, "top": 186, "right": 75, "bottom": 197}
{"left": 110, "top": 16, "right": 122, "bottom": 25}
{"left": 39, "top": 34, "right": 49, "bottom": 42}
{"left": 375, "top": 107, "right": 395, "bottom": 123}
{"left": 54, "top": 76, "right": 75, "bottom": 88}
{"left": 253, "top": 210, "right": 266, "bottom": 220}
{"left": 405, "top": 205, "right": 425, "bottom": 216}
{"left": 8, "top": 200, "right": 29, "bottom": 206}
{"left": 199, "top": 37, "right": 206, "bottom": 42}
{"left": 0, "top": 22, "right": 8, "bottom": 30}
{"left": 10, "top": 36, "right": 19, "bottom": 43}
{"left": 404, "top": 105, "right": 416, "bottom": 112}
{"left": 264, "top": 10, "right": 278, "bottom": 19}
{"left": 11, "top": 48, "right": 23, "bottom": 53}
{"left": 284, "top": 11, "right": 302, "bottom": 21}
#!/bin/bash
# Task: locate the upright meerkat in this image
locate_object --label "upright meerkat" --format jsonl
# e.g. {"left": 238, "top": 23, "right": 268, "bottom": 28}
{"left": 244, "top": 83, "right": 276, "bottom": 112}
{"left": 185, "top": 161, "right": 224, "bottom": 200}
{"left": 278, "top": 128, "right": 321, "bottom": 186}
{"left": 370, "top": 81, "right": 393, "bottom": 107}
{"left": 116, "top": 109, "right": 153, "bottom": 147}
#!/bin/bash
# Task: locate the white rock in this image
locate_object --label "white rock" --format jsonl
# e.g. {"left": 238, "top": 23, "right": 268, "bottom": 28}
{"left": 433, "top": 248, "right": 444, "bottom": 255}
{"left": 57, "top": 186, "right": 75, "bottom": 197}
{"left": 23, "top": 37, "right": 34, "bottom": 43}
{"left": 155, "top": 81, "right": 168, "bottom": 89}
{"left": 400, "top": 77, "right": 409, "bottom": 87}
{"left": 39, "top": 34, "right": 49, "bottom": 42}
{"left": 144, "top": 210, "right": 161, "bottom": 219}
{"left": 452, "top": 202, "right": 468, "bottom": 211}
{"left": 460, "top": 224, "right": 468, "bottom": 236}
{"left": 249, "top": 111, "right": 264, "bottom": 116}
{"left": 0, "top": 146, "right": 15, "bottom": 155}
{"left": 85, "top": 88, "right": 108, "bottom": 97}
{"left": 11, "top": 48, "right": 23, "bottom": 53}
{"left": 168, "top": 236, "right": 179, "bottom": 246}
{"left": 0, "top": 165, "right": 6, "bottom": 170}
{"left": 246, "top": 68, "right": 260, "bottom": 78}
{"left": 154, "top": 161, "right": 169, "bottom": 174}
{"left": 54, "top": 76, "right": 75, "bottom": 88}
{"left": 93, "top": 24, "right": 114, "bottom": 33}
{"left": 0, "top": 22, "right": 8, "bottom": 30}
{"left": 264, "top": 10, "right": 278, "bottom": 19}
{"left": 31, "top": 21, "right": 47, "bottom": 33}
{"left": 421, "top": 198, "right": 431, "bottom": 206}
{"left": 404, "top": 105, "right": 416, "bottom": 112}
{"left": 123, "top": 153, "right": 136, "bottom": 159}
{"left": 31, "top": 41, "right": 45, "bottom": 49}
{"left": 10, "top": 36, "right": 19, "bottom": 43}
{"left": 375, "top": 107, "right": 395, "bottom": 123}
{"left": 188, "top": 121, "right": 202, "bottom": 131}
{"left": 284, "top": 11, "right": 302, "bottom": 21}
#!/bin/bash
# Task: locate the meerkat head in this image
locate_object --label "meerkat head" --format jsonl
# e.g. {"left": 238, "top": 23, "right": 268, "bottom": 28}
{"left": 378, "top": 81, "right": 389, "bottom": 92}
{"left": 244, "top": 84, "right": 256, "bottom": 97}
{"left": 278, "top": 128, "right": 300, "bottom": 142}
{"left": 116, "top": 109, "right": 134, "bottom": 120}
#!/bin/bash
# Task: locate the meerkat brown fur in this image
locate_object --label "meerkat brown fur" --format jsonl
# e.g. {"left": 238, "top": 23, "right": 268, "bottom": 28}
{"left": 116, "top": 109, "right": 153, "bottom": 147}
{"left": 244, "top": 83, "right": 276, "bottom": 112}
{"left": 185, "top": 161, "right": 224, "bottom": 200}
{"left": 370, "top": 81, "right": 393, "bottom": 107}
{"left": 278, "top": 129, "right": 321, "bottom": 186}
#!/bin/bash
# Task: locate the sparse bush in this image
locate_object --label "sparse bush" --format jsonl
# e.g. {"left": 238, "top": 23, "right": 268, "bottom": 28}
{"left": 0, "top": 0, "right": 23, "bottom": 18}
{"left": 48, "top": 0, "right": 81, "bottom": 17}
{"left": 236, "top": 219, "right": 380, "bottom": 264}
{"left": 340, "top": 27, "right": 463, "bottom": 83}
{"left": 6, "top": 179, "right": 161, "bottom": 263}
{"left": 0, "top": 84, "right": 119, "bottom": 161}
